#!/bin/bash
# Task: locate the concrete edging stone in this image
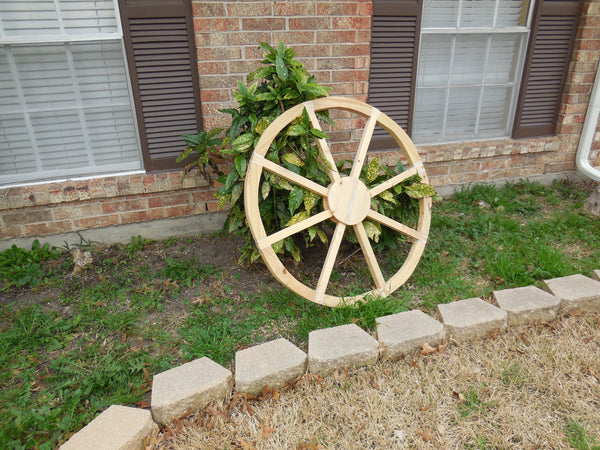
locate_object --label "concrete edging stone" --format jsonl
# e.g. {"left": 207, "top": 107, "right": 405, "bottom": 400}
{"left": 61, "top": 271, "right": 600, "bottom": 448}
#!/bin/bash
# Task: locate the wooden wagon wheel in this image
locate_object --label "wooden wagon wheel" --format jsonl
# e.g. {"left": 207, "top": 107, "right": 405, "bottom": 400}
{"left": 244, "top": 97, "right": 432, "bottom": 307}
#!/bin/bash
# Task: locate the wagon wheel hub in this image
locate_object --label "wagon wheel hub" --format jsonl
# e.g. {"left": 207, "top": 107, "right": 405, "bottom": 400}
{"left": 325, "top": 177, "right": 371, "bottom": 226}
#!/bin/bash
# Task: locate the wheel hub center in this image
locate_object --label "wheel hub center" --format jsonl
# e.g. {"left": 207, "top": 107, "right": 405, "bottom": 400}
{"left": 326, "top": 177, "right": 371, "bottom": 226}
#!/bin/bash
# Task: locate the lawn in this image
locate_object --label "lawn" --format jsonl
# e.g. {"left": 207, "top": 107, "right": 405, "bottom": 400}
{"left": 1, "top": 179, "right": 599, "bottom": 448}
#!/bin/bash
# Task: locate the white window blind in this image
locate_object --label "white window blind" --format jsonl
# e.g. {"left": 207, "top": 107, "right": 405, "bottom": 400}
{"left": 413, "top": 0, "right": 532, "bottom": 144}
{"left": 0, "top": 0, "right": 141, "bottom": 186}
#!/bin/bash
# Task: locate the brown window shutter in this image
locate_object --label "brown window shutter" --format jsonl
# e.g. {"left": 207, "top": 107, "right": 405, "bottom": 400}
{"left": 118, "top": 0, "right": 202, "bottom": 172}
{"left": 368, "top": 0, "right": 422, "bottom": 150}
{"left": 512, "top": 0, "right": 583, "bottom": 139}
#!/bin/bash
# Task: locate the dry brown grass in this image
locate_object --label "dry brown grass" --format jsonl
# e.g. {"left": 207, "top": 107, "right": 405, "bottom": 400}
{"left": 154, "top": 313, "right": 600, "bottom": 449}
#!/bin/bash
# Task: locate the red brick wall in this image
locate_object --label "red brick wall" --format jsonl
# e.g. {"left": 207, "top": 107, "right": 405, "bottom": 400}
{"left": 193, "top": 0, "right": 373, "bottom": 129}
{"left": 0, "top": 172, "right": 213, "bottom": 241}
{"left": 1, "top": 0, "right": 599, "bottom": 243}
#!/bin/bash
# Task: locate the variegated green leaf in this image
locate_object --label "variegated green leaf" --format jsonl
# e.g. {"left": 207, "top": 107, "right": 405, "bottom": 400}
{"left": 310, "top": 128, "right": 328, "bottom": 139}
{"left": 254, "top": 117, "right": 272, "bottom": 135}
{"left": 282, "top": 152, "right": 304, "bottom": 167}
{"left": 230, "top": 182, "right": 243, "bottom": 205}
{"left": 288, "top": 188, "right": 304, "bottom": 215}
{"left": 303, "top": 190, "right": 319, "bottom": 213}
{"left": 290, "top": 244, "right": 301, "bottom": 262}
{"left": 276, "top": 178, "right": 293, "bottom": 191}
{"left": 287, "top": 124, "right": 307, "bottom": 136}
{"left": 285, "top": 210, "right": 309, "bottom": 227}
{"left": 176, "top": 147, "right": 192, "bottom": 163}
{"left": 365, "top": 156, "right": 380, "bottom": 183}
{"left": 404, "top": 183, "right": 437, "bottom": 199}
{"left": 232, "top": 133, "right": 255, "bottom": 151}
{"left": 217, "top": 194, "right": 230, "bottom": 210}
{"left": 377, "top": 190, "right": 397, "bottom": 204}
{"left": 307, "top": 226, "right": 317, "bottom": 241}
{"left": 234, "top": 154, "right": 247, "bottom": 177}
{"left": 250, "top": 249, "right": 261, "bottom": 263}
{"left": 316, "top": 228, "right": 328, "bottom": 244}
{"left": 261, "top": 180, "right": 271, "bottom": 200}
{"left": 363, "top": 220, "right": 382, "bottom": 243}
{"left": 272, "top": 239, "right": 284, "bottom": 254}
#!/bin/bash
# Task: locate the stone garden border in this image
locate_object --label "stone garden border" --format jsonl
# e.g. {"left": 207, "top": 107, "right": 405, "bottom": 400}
{"left": 60, "top": 272, "right": 600, "bottom": 449}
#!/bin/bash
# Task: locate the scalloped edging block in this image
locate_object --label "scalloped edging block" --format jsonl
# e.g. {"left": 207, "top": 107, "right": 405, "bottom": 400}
{"left": 438, "top": 297, "right": 507, "bottom": 342}
{"left": 592, "top": 270, "right": 600, "bottom": 282}
{"left": 151, "top": 357, "right": 232, "bottom": 426}
{"left": 235, "top": 338, "right": 307, "bottom": 395}
{"left": 376, "top": 310, "right": 446, "bottom": 359}
{"left": 308, "top": 323, "right": 379, "bottom": 376}
{"left": 60, "top": 405, "right": 157, "bottom": 450}
{"left": 543, "top": 274, "right": 600, "bottom": 312}
{"left": 493, "top": 286, "right": 560, "bottom": 326}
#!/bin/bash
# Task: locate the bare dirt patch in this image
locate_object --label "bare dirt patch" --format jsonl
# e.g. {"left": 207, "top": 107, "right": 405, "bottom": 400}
{"left": 154, "top": 312, "right": 600, "bottom": 449}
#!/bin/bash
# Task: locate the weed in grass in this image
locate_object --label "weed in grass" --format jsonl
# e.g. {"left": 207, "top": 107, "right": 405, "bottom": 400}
{"left": 0, "top": 303, "right": 177, "bottom": 448}
{"left": 163, "top": 258, "right": 221, "bottom": 287}
{"left": 125, "top": 235, "right": 154, "bottom": 258}
{"left": 0, "top": 240, "right": 66, "bottom": 290}
{"left": 564, "top": 418, "right": 600, "bottom": 450}
{"left": 163, "top": 236, "right": 179, "bottom": 248}
{"left": 500, "top": 363, "right": 527, "bottom": 389}
{"left": 467, "top": 434, "right": 492, "bottom": 450}
{"left": 456, "top": 386, "right": 496, "bottom": 419}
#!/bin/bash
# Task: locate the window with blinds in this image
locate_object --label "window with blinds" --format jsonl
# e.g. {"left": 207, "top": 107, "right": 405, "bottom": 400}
{"left": 412, "top": 0, "right": 531, "bottom": 143}
{"left": 368, "top": 0, "right": 583, "bottom": 145}
{"left": 0, "top": 0, "right": 141, "bottom": 186}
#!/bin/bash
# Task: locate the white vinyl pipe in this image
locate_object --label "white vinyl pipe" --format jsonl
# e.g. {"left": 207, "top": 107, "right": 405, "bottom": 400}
{"left": 576, "top": 61, "right": 600, "bottom": 183}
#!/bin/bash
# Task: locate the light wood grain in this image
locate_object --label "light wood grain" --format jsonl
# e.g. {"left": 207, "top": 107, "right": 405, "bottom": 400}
{"left": 250, "top": 153, "right": 329, "bottom": 197}
{"left": 257, "top": 210, "right": 333, "bottom": 250}
{"left": 305, "top": 101, "right": 340, "bottom": 183}
{"left": 354, "top": 222, "right": 388, "bottom": 297}
{"left": 349, "top": 107, "right": 380, "bottom": 179}
{"left": 314, "top": 221, "right": 346, "bottom": 305}
{"left": 243, "top": 97, "right": 433, "bottom": 307}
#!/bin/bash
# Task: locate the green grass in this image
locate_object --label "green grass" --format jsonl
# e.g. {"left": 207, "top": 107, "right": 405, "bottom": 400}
{"left": 1, "top": 180, "right": 599, "bottom": 447}
{"left": 456, "top": 385, "right": 497, "bottom": 419}
{"left": 179, "top": 288, "right": 410, "bottom": 366}
{"left": 564, "top": 418, "right": 600, "bottom": 450}
{"left": 411, "top": 180, "right": 598, "bottom": 308}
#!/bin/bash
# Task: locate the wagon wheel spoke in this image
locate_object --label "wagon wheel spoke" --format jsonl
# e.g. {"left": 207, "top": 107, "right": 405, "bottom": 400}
{"left": 252, "top": 153, "right": 329, "bottom": 197}
{"left": 366, "top": 210, "right": 427, "bottom": 242}
{"left": 354, "top": 222, "right": 388, "bottom": 297}
{"left": 314, "top": 221, "right": 346, "bottom": 304}
{"left": 349, "top": 107, "right": 381, "bottom": 179}
{"left": 306, "top": 102, "right": 340, "bottom": 183}
{"left": 369, "top": 163, "right": 422, "bottom": 198}
{"left": 257, "top": 210, "right": 333, "bottom": 250}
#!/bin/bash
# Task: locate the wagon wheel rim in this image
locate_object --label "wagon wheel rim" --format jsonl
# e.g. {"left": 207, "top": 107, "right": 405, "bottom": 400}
{"left": 244, "top": 97, "right": 432, "bottom": 307}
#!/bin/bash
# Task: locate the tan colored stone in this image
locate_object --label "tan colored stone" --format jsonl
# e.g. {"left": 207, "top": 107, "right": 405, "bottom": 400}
{"left": 60, "top": 405, "right": 157, "bottom": 450}
{"left": 308, "top": 324, "right": 379, "bottom": 376}
{"left": 151, "top": 357, "right": 232, "bottom": 426}
{"left": 376, "top": 310, "right": 446, "bottom": 359}
{"left": 438, "top": 298, "right": 507, "bottom": 342}
{"left": 235, "top": 338, "right": 307, "bottom": 395}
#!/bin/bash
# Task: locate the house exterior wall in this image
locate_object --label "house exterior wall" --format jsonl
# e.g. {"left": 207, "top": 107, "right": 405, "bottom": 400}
{"left": 1, "top": 0, "right": 599, "bottom": 245}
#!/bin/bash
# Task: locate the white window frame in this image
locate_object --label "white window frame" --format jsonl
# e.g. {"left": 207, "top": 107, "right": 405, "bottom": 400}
{"left": 0, "top": 0, "right": 143, "bottom": 187}
{"left": 413, "top": 0, "right": 536, "bottom": 144}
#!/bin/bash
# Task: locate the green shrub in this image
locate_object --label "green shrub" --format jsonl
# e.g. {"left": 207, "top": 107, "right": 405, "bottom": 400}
{"left": 179, "top": 42, "right": 435, "bottom": 264}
